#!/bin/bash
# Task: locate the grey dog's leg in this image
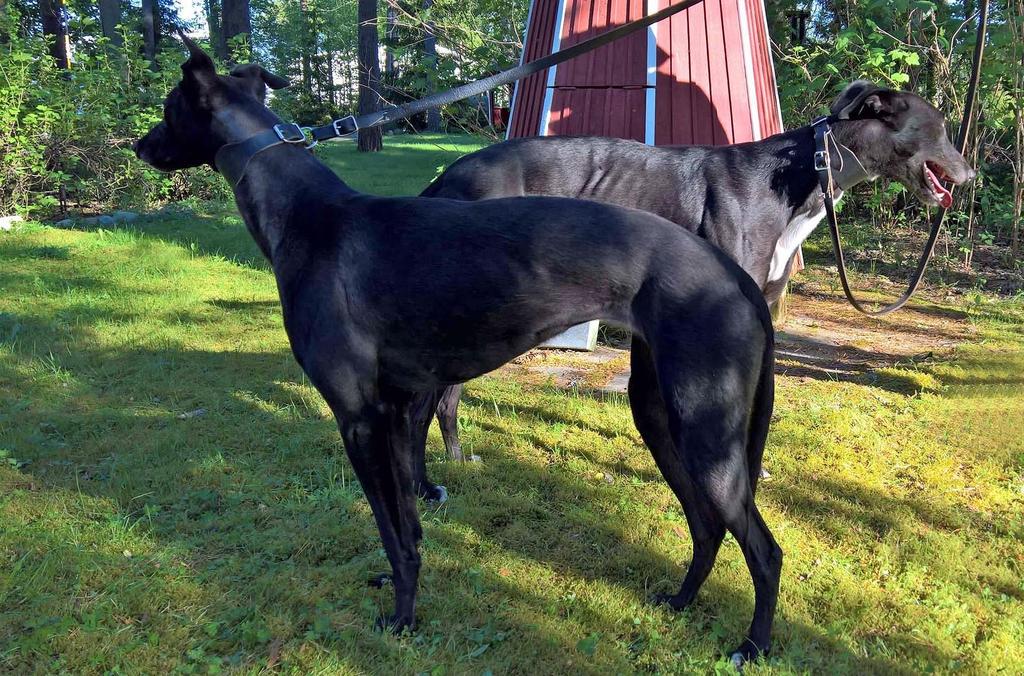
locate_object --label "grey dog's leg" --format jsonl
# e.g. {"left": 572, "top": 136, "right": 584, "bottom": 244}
{"left": 435, "top": 384, "right": 464, "bottom": 461}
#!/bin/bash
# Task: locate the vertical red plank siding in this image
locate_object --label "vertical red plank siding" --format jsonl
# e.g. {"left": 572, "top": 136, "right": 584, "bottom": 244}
{"left": 508, "top": 0, "right": 560, "bottom": 138}
{"left": 719, "top": 0, "right": 754, "bottom": 142}
{"left": 508, "top": 0, "right": 783, "bottom": 143}
{"left": 704, "top": 0, "right": 731, "bottom": 144}
{"left": 746, "top": 0, "right": 782, "bottom": 136}
{"left": 655, "top": 4, "right": 696, "bottom": 144}
{"left": 555, "top": 0, "right": 646, "bottom": 86}
{"left": 548, "top": 88, "right": 646, "bottom": 139}
{"left": 686, "top": 1, "right": 714, "bottom": 143}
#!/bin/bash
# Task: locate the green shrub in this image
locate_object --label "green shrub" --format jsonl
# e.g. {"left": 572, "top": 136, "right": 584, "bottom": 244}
{"left": 0, "top": 6, "right": 229, "bottom": 219}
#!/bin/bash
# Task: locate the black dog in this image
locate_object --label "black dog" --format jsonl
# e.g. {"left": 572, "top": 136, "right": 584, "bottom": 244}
{"left": 420, "top": 81, "right": 974, "bottom": 466}
{"left": 135, "top": 39, "right": 780, "bottom": 663}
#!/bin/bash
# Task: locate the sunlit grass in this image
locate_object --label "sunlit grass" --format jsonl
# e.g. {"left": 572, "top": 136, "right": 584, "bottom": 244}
{"left": 1, "top": 134, "right": 1022, "bottom": 673}
{"left": 316, "top": 132, "right": 489, "bottom": 196}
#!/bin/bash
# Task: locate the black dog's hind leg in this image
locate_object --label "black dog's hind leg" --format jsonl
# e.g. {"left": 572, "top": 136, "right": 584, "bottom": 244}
{"left": 628, "top": 337, "right": 725, "bottom": 610}
{"left": 650, "top": 332, "right": 782, "bottom": 663}
{"left": 435, "top": 384, "right": 464, "bottom": 461}
{"left": 339, "top": 391, "right": 425, "bottom": 632}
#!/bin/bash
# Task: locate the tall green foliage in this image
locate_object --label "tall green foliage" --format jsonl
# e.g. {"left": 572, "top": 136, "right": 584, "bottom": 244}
{"left": 770, "top": 0, "right": 1021, "bottom": 264}
{"left": 0, "top": 2, "right": 228, "bottom": 218}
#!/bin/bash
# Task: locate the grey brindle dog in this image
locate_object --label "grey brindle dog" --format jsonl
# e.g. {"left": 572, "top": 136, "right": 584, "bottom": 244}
{"left": 419, "top": 81, "right": 974, "bottom": 469}
{"left": 135, "top": 39, "right": 780, "bottom": 664}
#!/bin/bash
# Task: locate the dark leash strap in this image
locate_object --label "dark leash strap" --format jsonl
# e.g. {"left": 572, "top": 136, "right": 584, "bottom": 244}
{"left": 216, "top": 0, "right": 706, "bottom": 185}
{"left": 816, "top": 0, "right": 989, "bottom": 317}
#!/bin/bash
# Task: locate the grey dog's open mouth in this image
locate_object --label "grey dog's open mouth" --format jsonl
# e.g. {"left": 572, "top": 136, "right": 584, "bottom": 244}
{"left": 924, "top": 161, "right": 953, "bottom": 209}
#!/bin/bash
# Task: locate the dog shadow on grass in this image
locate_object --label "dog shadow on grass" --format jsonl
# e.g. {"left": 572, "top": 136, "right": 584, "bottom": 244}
{"left": 1, "top": 238, "right": 979, "bottom": 672}
{"left": 0, "top": 321, "right": 936, "bottom": 672}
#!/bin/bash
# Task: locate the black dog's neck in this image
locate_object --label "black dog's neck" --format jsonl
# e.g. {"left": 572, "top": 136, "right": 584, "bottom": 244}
{"left": 230, "top": 140, "right": 355, "bottom": 263}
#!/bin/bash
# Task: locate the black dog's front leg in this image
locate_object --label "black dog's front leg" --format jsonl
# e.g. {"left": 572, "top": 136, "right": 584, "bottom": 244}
{"left": 340, "top": 394, "right": 424, "bottom": 632}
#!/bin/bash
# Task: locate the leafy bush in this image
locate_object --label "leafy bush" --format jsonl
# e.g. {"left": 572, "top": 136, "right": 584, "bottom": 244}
{"left": 771, "top": 0, "right": 1023, "bottom": 262}
{"left": 0, "top": 5, "right": 229, "bottom": 219}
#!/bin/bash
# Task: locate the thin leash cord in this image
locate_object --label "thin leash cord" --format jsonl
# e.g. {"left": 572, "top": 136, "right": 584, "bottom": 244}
{"left": 827, "top": 0, "right": 989, "bottom": 317}
{"left": 827, "top": 132, "right": 869, "bottom": 180}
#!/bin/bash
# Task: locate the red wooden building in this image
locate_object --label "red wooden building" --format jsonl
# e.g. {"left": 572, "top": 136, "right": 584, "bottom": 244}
{"left": 507, "top": 0, "right": 784, "bottom": 145}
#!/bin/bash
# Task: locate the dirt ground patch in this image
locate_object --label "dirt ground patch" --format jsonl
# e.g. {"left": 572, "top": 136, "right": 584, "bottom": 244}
{"left": 496, "top": 284, "right": 977, "bottom": 394}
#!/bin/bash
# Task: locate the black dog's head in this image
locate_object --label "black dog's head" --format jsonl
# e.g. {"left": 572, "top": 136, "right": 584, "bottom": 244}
{"left": 134, "top": 35, "right": 289, "bottom": 171}
{"left": 830, "top": 80, "right": 974, "bottom": 208}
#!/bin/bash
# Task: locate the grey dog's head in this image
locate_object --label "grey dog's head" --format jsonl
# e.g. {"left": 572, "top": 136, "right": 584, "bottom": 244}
{"left": 829, "top": 80, "right": 975, "bottom": 208}
{"left": 134, "top": 34, "right": 289, "bottom": 172}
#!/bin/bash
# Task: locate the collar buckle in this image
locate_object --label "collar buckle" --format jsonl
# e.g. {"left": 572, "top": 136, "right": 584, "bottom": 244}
{"left": 814, "top": 149, "right": 829, "bottom": 172}
{"left": 273, "top": 123, "right": 306, "bottom": 144}
{"left": 332, "top": 115, "right": 358, "bottom": 137}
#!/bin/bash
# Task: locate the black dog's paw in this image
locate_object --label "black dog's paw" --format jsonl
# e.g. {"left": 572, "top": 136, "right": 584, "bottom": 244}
{"left": 728, "top": 639, "right": 768, "bottom": 671}
{"left": 374, "top": 612, "right": 416, "bottom": 635}
{"left": 649, "top": 591, "right": 692, "bottom": 612}
{"left": 367, "top": 572, "right": 393, "bottom": 588}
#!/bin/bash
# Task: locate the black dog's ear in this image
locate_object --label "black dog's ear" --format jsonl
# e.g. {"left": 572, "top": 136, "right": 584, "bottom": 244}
{"left": 178, "top": 30, "right": 217, "bottom": 90}
{"left": 830, "top": 80, "right": 883, "bottom": 119}
{"left": 229, "top": 64, "right": 291, "bottom": 102}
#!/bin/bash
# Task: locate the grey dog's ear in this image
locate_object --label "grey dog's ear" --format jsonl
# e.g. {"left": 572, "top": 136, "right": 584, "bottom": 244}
{"left": 230, "top": 64, "right": 290, "bottom": 101}
{"left": 830, "top": 80, "right": 883, "bottom": 119}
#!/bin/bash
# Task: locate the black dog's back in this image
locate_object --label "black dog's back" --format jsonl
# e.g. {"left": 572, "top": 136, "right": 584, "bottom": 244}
{"left": 286, "top": 191, "right": 762, "bottom": 386}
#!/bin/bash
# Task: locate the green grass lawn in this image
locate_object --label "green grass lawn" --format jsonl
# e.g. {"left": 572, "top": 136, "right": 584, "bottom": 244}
{"left": 2, "top": 134, "right": 1023, "bottom": 674}
{"left": 317, "top": 133, "right": 490, "bottom": 196}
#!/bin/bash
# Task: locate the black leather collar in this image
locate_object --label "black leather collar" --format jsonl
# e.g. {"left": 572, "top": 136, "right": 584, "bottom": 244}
{"left": 213, "top": 123, "right": 312, "bottom": 188}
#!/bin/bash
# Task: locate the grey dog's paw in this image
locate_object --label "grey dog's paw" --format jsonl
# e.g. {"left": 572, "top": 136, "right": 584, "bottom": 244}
{"left": 367, "top": 572, "right": 392, "bottom": 588}
{"left": 427, "top": 484, "right": 448, "bottom": 505}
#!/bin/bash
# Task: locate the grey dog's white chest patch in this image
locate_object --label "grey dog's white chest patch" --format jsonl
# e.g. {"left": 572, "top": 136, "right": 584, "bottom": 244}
{"left": 767, "top": 192, "right": 842, "bottom": 284}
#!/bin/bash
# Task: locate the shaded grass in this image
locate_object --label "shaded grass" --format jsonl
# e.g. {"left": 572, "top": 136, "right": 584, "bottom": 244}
{"left": 1, "top": 134, "right": 1022, "bottom": 673}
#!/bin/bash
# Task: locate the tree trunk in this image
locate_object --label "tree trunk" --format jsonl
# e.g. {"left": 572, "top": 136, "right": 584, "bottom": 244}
{"left": 99, "top": 0, "right": 122, "bottom": 47}
{"left": 221, "top": 0, "right": 251, "bottom": 62}
{"left": 1012, "top": 3, "right": 1024, "bottom": 258}
{"left": 38, "top": 0, "right": 69, "bottom": 68}
{"left": 357, "top": 0, "right": 383, "bottom": 152}
{"left": 421, "top": 0, "right": 440, "bottom": 132}
{"left": 385, "top": 4, "right": 397, "bottom": 76}
{"left": 141, "top": 0, "right": 158, "bottom": 63}
{"left": 206, "top": 0, "right": 225, "bottom": 60}
{"left": 327, "top": 50, "right": 337, "bottom": 107}
{"left": 300, "top": 0, "right": 313, "bottom": 93}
